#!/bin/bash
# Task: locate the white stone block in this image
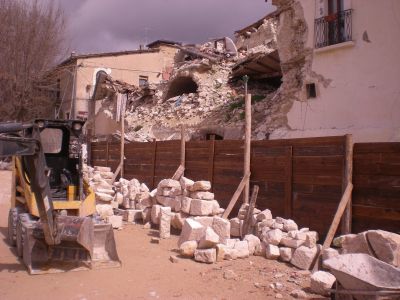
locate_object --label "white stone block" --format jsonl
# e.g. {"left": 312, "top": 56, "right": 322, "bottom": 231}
{"left": 180, "top": 240, "right": 198, "bottom": 258}
{"left": 178, "top": 219, "right": 205, "bottom": 247}
{"left": 279, "top": 247, "right": 294, "bottom": 262}
{"left": 180, "top": 196, "right": 192, "bottom": 214}
{"left": 263, "top": 229, "right": 283, "bottom": 246}
{"left": 212, "top": 216, "right": 231, "bottom": 244}
{"left": 291, "top": 246, "right": 319, "bottom": 270}
{"left": 244, "top": 234, "right": 261, "bottom": 255}
{"left": 189, "top": 181, "right": 211, "bottom": 192}
{"left": 96, "top": 204, "right": 114, "bottom": 219}
{"left": 180, "top": 176, "right": 194, "bottom": 190}
{"left": 256, "top": 209, "right": 273, "bottom": 221}
{"left": 310, "top": 271, "right": 336, "bottom": 296}
{"left": 194, "top": 248, "right": 216, "bottom": 263}
{"left": 283, "top": 219, "right": 298, "bottom": 232}
{"left": 160, "top": 207, "right": 172, "bottom": 239}
{"left": 230, "top": 217, "right": 242, "bottom": 237}
{"left": 106, "top": 215, "right": 123, "bottom": 229}
{"left": 265, "top": 244, "right": 280, "bottom": 259}
{"left": 189, "top": 191, "right": 214, "bottom": 200}
{"left": 198, "top": 227, "right": 220, "bottom": 249}
{"left": 280, "top": 237, "right": 305, "bottom": 248}
{"left": 234, "top": 240, "right": 250, "bottom": 258}
{"left": 151, "top": 204, "right": 162, "bottom": 225}
{"left": 190, "top": 199, "right": 214, "bottom": 216}
{"left": 158, "top": 179, "right": 181, "bottom": 189}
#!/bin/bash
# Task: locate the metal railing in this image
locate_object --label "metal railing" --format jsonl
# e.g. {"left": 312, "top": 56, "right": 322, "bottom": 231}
{"left": 315, "top": 9, "right": 353, "bottom": 49}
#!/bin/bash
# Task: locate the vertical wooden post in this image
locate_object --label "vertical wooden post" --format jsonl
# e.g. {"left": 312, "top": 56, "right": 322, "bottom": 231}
{"left": 243, "top": 93, "right": 251, "bottom": 204}
{"left": 341, "top": 134, "right": 353, "bottom": 234}
{"left": 151, "top": 139, "right": 157, "bottom": 189}
{"left": 105, "top": 140, "right": 110, "bottom": 167}
{"left": 180, "top": 124, "right": 186, "bottom": 169}
{"left": 120, "top": 94, "right": 126, "bottom": 178}
{"left": 208, "top": 136, "right": 216, "bottom": 192}
{"left": 284, "top": 146, "right": 293, "bottom": 218}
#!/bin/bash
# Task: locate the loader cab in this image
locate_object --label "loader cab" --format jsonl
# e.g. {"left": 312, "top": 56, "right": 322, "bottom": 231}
{"left": 34, "top": 119, "right": 85, "bottom": 200}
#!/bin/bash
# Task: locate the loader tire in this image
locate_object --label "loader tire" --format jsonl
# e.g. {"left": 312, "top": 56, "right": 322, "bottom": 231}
{"left": 16, "top": 214, "right": 30, "bottom": 258}
{"left": 7, "top": 207, "right": 25, "bottom": 247}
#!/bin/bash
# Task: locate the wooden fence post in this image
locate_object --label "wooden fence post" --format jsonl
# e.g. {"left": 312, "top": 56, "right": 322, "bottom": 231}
{"left": 284, "top": 146, "right": 293, "bottom": 218}
{"left": 106, "top": 140, "right": 110, "bottom": 167}
{"left": 341, "top": 134, "right": 353, "bottom": 234}
{"left": 151, "top": 140, "right": 157, "bottom": 189}
{"left": 181, "top": 124, "right": 186, "bottom": 170}
{"left": 243, "top": 93, "right": 251, "bottom": 204}
{"left": 208, "top": 137, "right": 215, "bottom": 192}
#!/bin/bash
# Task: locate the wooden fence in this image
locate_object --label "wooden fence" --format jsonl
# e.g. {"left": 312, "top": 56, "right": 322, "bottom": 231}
{"left": 91, "top": 137, "right": 400, "bottom": 236}
{"left": 353, "top": 143, "right": 400, "bottom": 233}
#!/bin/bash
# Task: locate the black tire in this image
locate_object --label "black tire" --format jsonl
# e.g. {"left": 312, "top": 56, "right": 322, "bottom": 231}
{"left": 7, "top": 207, "right": 25, "bottom": 246}
{"left": 16, "top": 214, "right": 30, "bottom": 258}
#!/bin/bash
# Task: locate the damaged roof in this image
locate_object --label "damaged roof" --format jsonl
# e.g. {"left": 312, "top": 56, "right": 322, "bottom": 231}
{"left": 231, "top": 50, "right": 281, "bottom": 79}
{"left": 235, "top": 9, "right": 281, "bottom": 35}
{"left": 146, "top": 39, "right": 182, "bottom": 48}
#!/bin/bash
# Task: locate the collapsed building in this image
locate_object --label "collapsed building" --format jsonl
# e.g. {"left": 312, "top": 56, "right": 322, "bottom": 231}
{"left": 88, "top": 0, "right": 400, "bottom": 144}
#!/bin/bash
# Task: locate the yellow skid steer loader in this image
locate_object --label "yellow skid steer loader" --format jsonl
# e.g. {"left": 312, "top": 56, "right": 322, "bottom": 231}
{"left": 1, "top": 119, "right": 120, "bottom": 274}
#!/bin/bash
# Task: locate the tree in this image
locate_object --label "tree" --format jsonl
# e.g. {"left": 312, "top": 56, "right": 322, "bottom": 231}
{"left": 0, "top": 0, "right": 67, "bottom": 121}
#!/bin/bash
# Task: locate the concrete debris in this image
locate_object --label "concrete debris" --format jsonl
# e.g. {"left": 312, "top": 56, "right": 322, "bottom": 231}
{"left": 179, "top": 240, "right": 198, "bottom": 258}
{"left": 310, "top": 271, "right": 336, "bottom": 296}
{"left": 198, "top": 227, "right": 220, "bottom": 249}
{"left": 159, "top": 207, "right": 172, "bottom": 239}
{"left": 279, "top": 247, "right": 294, "bottom": 262}
{"left": 265, "top": 244, "right": 280, "bottom": 260}
{"left": 194, "top": 248, "right": 217, "bottom": 264}
{"left": 291, "top": 246, "right": 319, "bottom": 270}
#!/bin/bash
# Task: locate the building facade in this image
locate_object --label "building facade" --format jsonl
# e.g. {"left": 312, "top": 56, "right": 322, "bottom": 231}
{"left": 269, "top": 0, "right": 400, "bottom": 142}
{"left": 54, "top": 41, "right": 179, "bottom": 121}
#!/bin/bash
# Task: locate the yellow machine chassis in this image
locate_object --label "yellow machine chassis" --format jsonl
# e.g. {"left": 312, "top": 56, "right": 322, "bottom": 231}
{"left": 12, "top": 158, "right": 96, "bottom": 217}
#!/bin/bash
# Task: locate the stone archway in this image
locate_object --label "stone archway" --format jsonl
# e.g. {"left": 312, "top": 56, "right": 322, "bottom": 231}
{"left": 164, "top": 76, "right": 199, "bottom": 100}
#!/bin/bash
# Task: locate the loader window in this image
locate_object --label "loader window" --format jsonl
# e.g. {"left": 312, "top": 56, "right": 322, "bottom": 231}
{"left": 40, "top": 128, "right": 63, "bottom": 153}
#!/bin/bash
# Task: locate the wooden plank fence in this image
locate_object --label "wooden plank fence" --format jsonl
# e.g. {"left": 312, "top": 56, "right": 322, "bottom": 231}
{"left": 91, "top": 136, "right": 400, "bottom": 236}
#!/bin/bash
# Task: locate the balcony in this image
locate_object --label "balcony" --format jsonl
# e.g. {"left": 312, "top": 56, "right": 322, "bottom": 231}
{"left": 315, "top": 9, "right": 353, "bottom": 49}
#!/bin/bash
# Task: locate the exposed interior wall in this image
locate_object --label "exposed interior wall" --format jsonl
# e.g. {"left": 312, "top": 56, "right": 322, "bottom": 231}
{"left": 271, "top": 0, "right": 400, "bottom": 143}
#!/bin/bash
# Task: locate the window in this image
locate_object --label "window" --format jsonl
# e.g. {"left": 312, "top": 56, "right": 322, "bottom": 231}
{"left": 315, "top": 0, "right": 352, "bottom": 48}
{"left": 306, "top": 83, "right": 317, "bottom": 99}
{"left": 40, "top": 128, "right": 63, "bottom": 153}
{"left": 139, "top": 75, "right": 148, "bottom": 87}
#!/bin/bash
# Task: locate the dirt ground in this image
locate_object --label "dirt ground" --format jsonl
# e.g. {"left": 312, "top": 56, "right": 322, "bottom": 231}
{"left": 0, "top": 171, "right": 324, "bottom": 300}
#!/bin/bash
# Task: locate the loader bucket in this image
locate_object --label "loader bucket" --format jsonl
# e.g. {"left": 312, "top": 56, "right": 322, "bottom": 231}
{"left": 21, "top": 217, "right": 120, "bottom": 275}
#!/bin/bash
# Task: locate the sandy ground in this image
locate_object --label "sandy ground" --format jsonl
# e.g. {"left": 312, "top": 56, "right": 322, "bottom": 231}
{"left": 0, "top": 170, "right": 323, "bottom": 300}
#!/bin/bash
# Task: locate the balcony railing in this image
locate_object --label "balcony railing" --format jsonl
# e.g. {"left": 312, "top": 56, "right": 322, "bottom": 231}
{"left": 315, "top": 9, "right": 352, "bottom": 49}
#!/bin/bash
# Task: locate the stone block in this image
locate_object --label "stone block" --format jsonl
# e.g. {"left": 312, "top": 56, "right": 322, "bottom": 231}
{"left": 304, "top": 234, "right": 317, "bottom": 248}
{"left": 94, "top": 166, "right": 111, "bottom": 172}
{"left": 254, "top": 241, "right": 267, "bottom": 257}
{"left": 96, "top": 188, "right": 115, "bottom": 196}
{"left": 122, "top": 209, "right": 143, "bottom": 222}
{"left": 212, "top": 216, "right": 231, "bottom": 244}
{"left": 226, "top": 238, "right": 239, "bottom": 249}
{"left": 194, "top": 216, "right": 214, "bottom": 227}
{"left": 211, "top": 200, "right": 220, "bottom": 215}
{"left": 367, "top": 230, "right": 400, "bottom": 267}
{"left": 189, "top": 181, "right": 211, "bottom": 192}
{"left": 223, "top": 248, "right": 239, "bottom": 260}
{"left": 180, "top": 196, "right": 192, "bottom": 214}
{"left": 96, "top": 204, "right": 114, "bottom": 219}
{"left": 180, "top": 176, "right": 194, "bottom": 190}
{"left": 283, "top": 219, "right": 298, "bottom": 232}
{"left": 280, "top": 237, "right": 304, "bottom": 249}
{"left": 310, "top": 271, "right": 336, "bottom": 296}
{"left": 198, "top": 227, "right": 220, "bottom": 249}
{"left": 95, "top": 192, "right": 114, "bottom": 202}
{"left": 341, "top": 232, "right": 374, "bottom": 256}
{"left": 190, "top": 199, "right": 214, "bottom": 216}
{"left": 234, "top": 240, "right": 250, "bottom": 258}
{"left": 159, "top": 207, "right": 172, "bottom": 239}
{"left": 151, "top": 204, "right": 162, "bottom": 225}
{"left": 244, "top": 234, "right": 261, "bottom": 255}
{"left": 162, "top": 187, "right": 182, "bottom": 197}
{"left": 189, "top": 191, "right": 214, "bottom": 200}
{"left": 230, "top": 217, "right": 242, "bottom": 237}
{"left": 263, "top": 229, "right": 283, "bottom": 246}
{"left": 279, "top": 247, "right": 294, "bottom": 262}
{"left": 265, "top": 244, "right": 280, "bottom": 259}
{"left": 178, "top": 219, "right": 205, "bottom": 247}
{"left": 321, "top": 248, "right": 339, "bottom": 268}
{"left": 291, "top": 246, "right": 318, "bottom": 270}
{"left": 272, "top": 222, "right": 284, "bottom": 230}
{"left": 275, "top": 217, "right": 285, "bottom": 224}
{"left": 194, "top": 248, "right": 216, "bottom": 263}
{"left": 114, "top": 192, "right": 123, "bottom": 205}
{"left": 180, "top": 240, "right": 198, "bottom": 258}
{"left": 142, "top": 208, "right": 151, "bottom": 223}
{"left": 256, "top": 209, "right": 273, "bottom": 221}
{"left": 171, "top": 212, "right": 188, "bottom": 230}
{"left": 140, "top": 183, "right": 150, "bottom": 192}
{"left": 106, "top": 215, "right": 123, "bottom": 229}
{"left": 216, "top": 244, "right": 228, "bottom": 262}
{"left": 158, "top": 179, "right": 181, "bottom": 189}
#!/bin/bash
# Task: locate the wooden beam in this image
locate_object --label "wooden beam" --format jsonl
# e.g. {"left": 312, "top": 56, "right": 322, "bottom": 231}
{"left": 208, "top": 138, "right": 216, "bottom": 192}
{"left": 323, "top": 183, "right": 353, "bottom": 249}
{"left": 172, "top": 164, "right": 185, "bottom": 181}
{"left": 180, "top": 124, "right": 186, "bottom": 169}
{"left": 119, "top": 94, "right": 127, "bottom": 178}
{"left": 222, "top": 173, "right": 250, "bottom": 219}
{"left": 341, "top": 134, "right": 353, "bottom": 234}
{"left": 311, "top": 183, "right": 353, "bottom": 271}
{"left": 243, "top": 93, "right": 251, "bottom": 204}
{"left": 151, "top": 140, "right": 157, "bottom": 189}
{"left": 241, "top": 185, "right": 259, "bottom": 237}
{"left": 111, "top": 163, "right": 122, "bottom": 183}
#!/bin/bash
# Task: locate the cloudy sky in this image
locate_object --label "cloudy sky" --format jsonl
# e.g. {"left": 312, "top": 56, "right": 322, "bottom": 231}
{"left": 56, "top": 0, "right": 275, "bottom": 55}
